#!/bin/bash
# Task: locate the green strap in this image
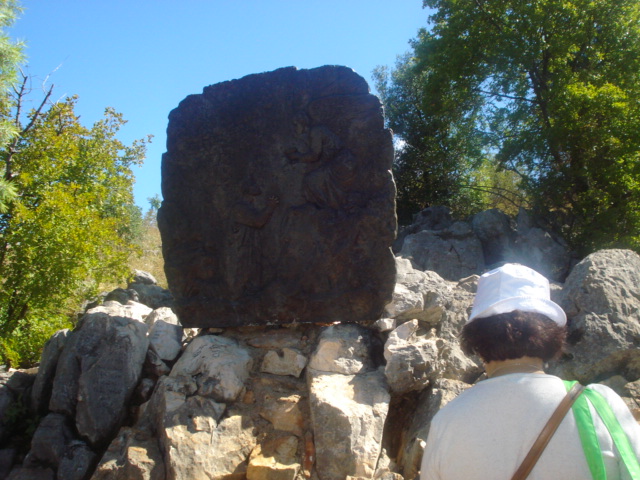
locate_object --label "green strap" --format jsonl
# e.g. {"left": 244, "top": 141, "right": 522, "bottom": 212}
{"left": 583, "top": 388, "right": 640, "bottom": 479}
{"left": 564, "top": 380, "right": 607, "bottom": 480}
{"left": 564, "top": 380, "right": 640, "bottom": 480}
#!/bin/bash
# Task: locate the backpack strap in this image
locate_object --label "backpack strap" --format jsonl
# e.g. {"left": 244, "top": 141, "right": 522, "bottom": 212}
{"left": 511, "top": 382, "right": 585, "bottom": 480}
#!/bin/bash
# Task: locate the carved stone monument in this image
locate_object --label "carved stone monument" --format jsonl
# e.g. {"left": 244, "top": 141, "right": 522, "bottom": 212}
{"left": 158, "top": 66, "right": 396, "bottom": 327}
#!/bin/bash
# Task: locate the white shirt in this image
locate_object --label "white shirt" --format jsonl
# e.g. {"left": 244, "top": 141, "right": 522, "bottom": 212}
{"left": 421, "top": 373, "right": 640, "bottom": 480}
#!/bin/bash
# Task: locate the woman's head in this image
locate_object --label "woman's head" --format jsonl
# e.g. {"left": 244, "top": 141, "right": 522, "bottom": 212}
{"left": 462, "top": 263, "right": 568, "bottom": 362}
{"left": 460, "top": 310, "right": 567, "bottom": 362}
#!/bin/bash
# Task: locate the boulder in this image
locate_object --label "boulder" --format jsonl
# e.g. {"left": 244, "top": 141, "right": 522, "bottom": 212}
{"left": 399, "top": 222, "right": 484, "bottom": 281}
{"left": 91, "top": 427, "right": 165, "bottom": 480}
{"left": 48, "top": 303, "right": 149, "bottom": 448}
{"left": 158, "top": 65, "right": 397, "bottom": 327}
{"left": 307, "top": 324, "right": 380, "bottom": 375}
{"left": 31, "top": 329, "right": 71, "bottom": 415}
{"left": 552, "top": 249, "right": 640, "bottom": 382}
{"left": 146, "top": 307, "right": 183, "bottom": 362}
{"left": 384, "top": 321, "right": 440, "bottom": 394}
{"left": 307, "top": 368, "right": 390, "bottom": 480}
{"left": 246, "top": 435, "right": 300, "bottom": 480}
{"left": 169, "top": 335, "right": 253, "bottom": 403}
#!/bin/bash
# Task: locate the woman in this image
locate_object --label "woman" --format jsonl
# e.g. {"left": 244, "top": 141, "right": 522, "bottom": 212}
{"left": 420, "top": 263, "right": 640, "bottom": 479}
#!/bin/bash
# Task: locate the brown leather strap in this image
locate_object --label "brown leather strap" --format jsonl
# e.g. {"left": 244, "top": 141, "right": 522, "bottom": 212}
{"left": 511, "top": 382, "right": 585, "bottom": 480}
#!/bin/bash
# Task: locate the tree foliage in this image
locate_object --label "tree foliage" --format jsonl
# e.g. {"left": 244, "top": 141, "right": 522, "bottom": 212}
{"left": 0, "top": 0, "right": 23, "bottom": 211}
{"left": 376, "top": 0, "right": 640, "bottom": 252}
{"left": 0, "top": 92, "right": 147, "bottom": 366}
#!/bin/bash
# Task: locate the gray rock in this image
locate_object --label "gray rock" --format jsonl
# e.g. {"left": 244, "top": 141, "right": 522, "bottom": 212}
{"left": 552, "top": 249, "right": 640, "bottom": 382}
{"left": 0, "top": 449, "right": 16, "bottom": 479}
{"left": 308, "top": 324, "right": 380, "bottom": 375}
{"left": 131, "top": 270, "right": 158, "bottom": 286}
{"left": 307, "top": 368, "right": 390, "bottom": 480}
{"left": 128, "top": 284, "right": 173, "bottom": 310}
{"left": 6, "top": 467, "right": 55, "bottom": 480}
{"left": 150, "top": 377, "right": 254, "bottom": 480}
{"left": 104, "top": 288, "right": 139, "bottom": 305}
{"left": 31, "top": 329, "right": 70, "bottom": 415}
{"left": 385, "top": 258, "right": 452, "bottom": 325}
{"left": 471, "top": 208, "right": 513, "bottom": 267}
{"left": 49, "top": 303, "right": 149, "bottom": 448}
{"left": 260, "top": 348, "right": 308, "bottom": 378}
{"left": 398, "top": 378, "right": 470, "bottom": 479}
{"left": 384, "top": 321, "right": 439, "bottom": 393}
{"left": 146, "top": 307, "right": 183, "bottom": 362}
{"left": 399, "top": 221, "right": 484, "bottom": 281}
{"left": 24, "top": 413, "right": 74, "bottom": 469}
{"left": 158, "top": 65, "right": 396, "bottom": 328}
{"left": 170, "top": 335, "right": 253, "bottom": 402}
{"left": 509, "top": 209, "right": 572, "bottom": 281}
{"left": 56, "top": 441, "right": 96, "bottom": 480}
{"left": 91, "top": 427, "right": 165, "bottom": 480}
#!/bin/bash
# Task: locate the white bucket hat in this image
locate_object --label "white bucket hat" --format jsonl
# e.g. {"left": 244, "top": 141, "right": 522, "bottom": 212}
{"left": 468, "top": 263, "right": 566, "bottom": 326}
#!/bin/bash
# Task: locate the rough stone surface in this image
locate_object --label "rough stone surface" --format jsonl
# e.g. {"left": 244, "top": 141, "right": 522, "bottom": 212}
{"left": 30, "top": 329, "right": 70, "bottom": 415}
{"left": 146, "top": 307, "right": 183, "bottom": 362}
{"left": 158, "top": 65, "right": 397, "bottom": 327}
{"left": 308, "top": 324, "right": 380, "bottom": 375}
{"left": 307, "top": 368, "right": 390, "bottom": 480}
{"left": 384, "top": 321, "right": 440, "bottom": 394}
{"left": 24, "top": 413, "right": 74, "bottom": 468}
{"left": 551, "top": 249, "right": 640, "bottom": 382}
{"left": 246, "top": 435, "right": 299, "bottom": 480}
{"left": 170, "top": 335, "right": 253, "bottom": 403}
{"left": 91, "top": 427, "right": 165, "bottom": 480}
{"left": 398, "top": 379, "right": 470, "bottom": 479}
{"left": 260, "top": 348, "right": 308, "bottom": 378}
{"left": 48, "top": 303, "right": 149, "bottom": 448}
{"left": 399, "top": 222, "right": 484, "bottom": 281}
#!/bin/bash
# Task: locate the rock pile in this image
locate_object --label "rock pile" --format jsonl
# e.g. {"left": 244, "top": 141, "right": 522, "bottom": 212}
{"left": 2, "top": 244, "right": 640, "bottom": 480}
{"left": 396, "top": 206, "right": 575, "bottom": 282}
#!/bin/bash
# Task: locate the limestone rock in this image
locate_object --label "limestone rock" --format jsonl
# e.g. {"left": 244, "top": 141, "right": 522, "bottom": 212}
{"left": 307, "top": 368, "right": 390, "bottom": 480}
{"left": 398, "top": 378, "right": 470, "bottom": 479}
{"left": 49, "top": 303, "right": 149, "bottom": 447}
{"left": 128, "top": 283, "right": 173, "bottom": 310}
{"left": 31, "top": 329, "right": 70, "bottom": 415}
{"left": 56, "top": 441, "right": 97, "bottom": 480}
{"left": 260, "top": 348, "right": 308, "bottom": 378}
{"left": 91, "top": 427, "right": 165, "bottom": 480}
{"left": 170, "top": 335, "right": 253, "bottom": 402}
{"left": 552, "top": 249, "right": 640, "bottom": 382}
{"left": 247, "top": 435, "right": 299, "bottom": 480}
{"left": 148, "top": 375, "right": 256, "bottom": 479}
{"left": 146, "top": 307, "right": 183, "bottom": 362}
{"left": 24, "top": 413, "right": 75, "bottom": 469}
{"left": 158, "top": 65, "right": 396, "bottom": 327}
{"left": 131, "top": 270, "right": 158, "bottom": 286}
{"left": 399, "top": 221, "right": 484, "bottom": 281}
{"left": 259, "top": 394, "right": 304, "bottom": 436}
{"left": 386, "top": 258, "right": 452, "bottom": 325}
{"left": 308, "top": 324, "right": 380, "bottom": 375}
{"left": 384, "top": 320, "right": 439, "bottom": 393}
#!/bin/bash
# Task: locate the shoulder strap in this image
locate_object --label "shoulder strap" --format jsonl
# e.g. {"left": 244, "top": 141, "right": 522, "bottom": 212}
{"left": 511, "top": 382, "right": 585, "bottom": 480}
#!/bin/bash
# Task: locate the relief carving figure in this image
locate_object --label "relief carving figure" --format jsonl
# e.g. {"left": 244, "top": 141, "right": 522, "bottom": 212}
{"left": 226, "top": 175, "right": 279, "bottom": 299}
{"left": 159, "top": 66, "right": 397, "bottom": 327}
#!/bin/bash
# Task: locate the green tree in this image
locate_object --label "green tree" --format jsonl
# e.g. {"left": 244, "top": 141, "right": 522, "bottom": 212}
{"left": 0, "top": 94, "right": 148, "bottom": 366}
{"left": 0, "top": 0, "right": 24, "bottom": 210}
{"left": 377, "top": 0, "right": 640, "bottom": 252}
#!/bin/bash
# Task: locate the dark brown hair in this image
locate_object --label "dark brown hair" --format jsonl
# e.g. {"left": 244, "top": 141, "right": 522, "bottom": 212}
{"left": 460, "top": 311, "right": 567, "bottom": 362}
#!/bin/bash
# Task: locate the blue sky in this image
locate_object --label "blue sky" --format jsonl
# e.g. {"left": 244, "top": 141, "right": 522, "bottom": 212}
{"left": 10, "top": 1, "right": 429, "bottom": 210}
